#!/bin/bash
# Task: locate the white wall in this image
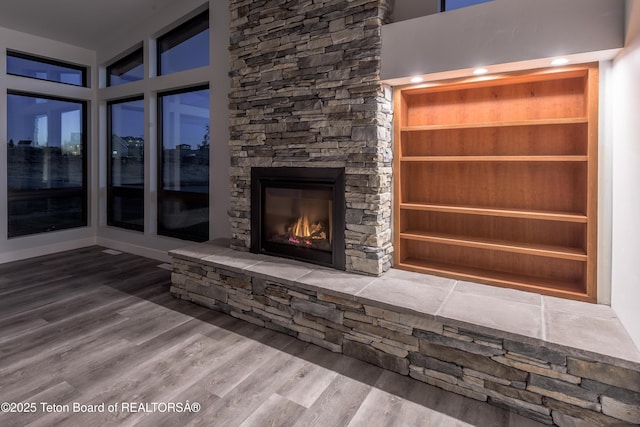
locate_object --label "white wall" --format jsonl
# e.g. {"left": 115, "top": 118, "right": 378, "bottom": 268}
{"left": 382, "top": 0, "right": 625, "bottom": 82}
{"left": 611, "top": 0, "right": 640, "bottom": 349}
{"left": 598, "top": 61, "right": 615, "bottom": 306}
{"left": 392, "top": 0, "right": 439, "bottom": 22}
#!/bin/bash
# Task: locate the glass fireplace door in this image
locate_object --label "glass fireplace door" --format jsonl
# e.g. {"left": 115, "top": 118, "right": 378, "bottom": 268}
{"left": 263, "top": 186, "right": 333, "bottom": 253}
{"left": 251, "top": 167, "right": 345, "bottom": 270}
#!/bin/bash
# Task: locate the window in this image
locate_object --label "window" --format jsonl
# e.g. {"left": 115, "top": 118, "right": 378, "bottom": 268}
{"left": 108, "top": 97, "right": 145, "bottom": 231}
{"left": 7, "top": 92, "right": 87, "bottom": 237}
{"left": 107, "top": 48, "right": 144, "bottom": 86}
{"left": 158, "top": 86, "right": 209, "bottom": 241}
{"left": 157, "top": 10, "right": 209, "bottom": 75}
{"left": 6, "top": 51, "right": 87, "bottom": 87}
{"left": 441, "top": 0, "right": 492, "bottom": 11}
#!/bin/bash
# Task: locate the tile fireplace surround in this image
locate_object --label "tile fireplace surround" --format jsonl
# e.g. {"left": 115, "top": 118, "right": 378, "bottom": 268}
{"left": 170, "top": 241, "right": 640, "bottom": 427}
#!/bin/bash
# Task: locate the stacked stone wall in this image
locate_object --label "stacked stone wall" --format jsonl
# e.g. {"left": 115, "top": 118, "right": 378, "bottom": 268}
{"left": 228, "top": 0, "right": 394, "bottom": 275}
{"left": 171, "top": 257, "right": 640, "bottom": 426}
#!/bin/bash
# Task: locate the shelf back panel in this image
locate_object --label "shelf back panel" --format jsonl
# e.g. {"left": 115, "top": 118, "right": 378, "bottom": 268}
{"left": 401, "top": 210, "right": 586, "bottom": 252}
{"left": 401, "top": 124, "right": 587, "bottom": 157}
{"left": 402, "top": 240, "right": 586, "bottom": 292}
{"left": 401, "top": 162, "right": 587, "bottom": 214}
{"left": 404, "top": 76, "right": 586, "bottom": 127}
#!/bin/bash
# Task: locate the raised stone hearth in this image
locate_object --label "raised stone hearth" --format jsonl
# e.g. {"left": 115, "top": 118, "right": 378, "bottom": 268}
{"left": 170, "top": 242, "right": 640, "bottom": 427}
{"left": 228, "top": 0, "right": 394, "bottom": 275}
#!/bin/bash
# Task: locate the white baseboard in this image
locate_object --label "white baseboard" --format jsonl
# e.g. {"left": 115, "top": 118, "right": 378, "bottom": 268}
{"left": 0, "top": 237, "right": 97, "bottom": 264}
{"left": 96, "top": 237, "right": 171, "bottom": 263}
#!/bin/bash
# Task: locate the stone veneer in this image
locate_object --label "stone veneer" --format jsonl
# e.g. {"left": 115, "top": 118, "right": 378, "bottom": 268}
{"left": 170, "top": 244, "right": 640, "bottom": 427}
{"left": 228, "top": 0, "right": 394, "bottom": 275}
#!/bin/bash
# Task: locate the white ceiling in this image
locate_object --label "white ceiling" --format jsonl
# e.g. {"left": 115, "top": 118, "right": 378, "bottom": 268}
{"left": 0, "top": 0, "right": 175, "bottom": 50}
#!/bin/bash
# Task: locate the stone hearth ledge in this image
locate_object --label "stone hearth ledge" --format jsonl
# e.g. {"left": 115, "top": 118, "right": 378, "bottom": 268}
{"left": 170, "top": 240, "right": 640, "bottom": 426}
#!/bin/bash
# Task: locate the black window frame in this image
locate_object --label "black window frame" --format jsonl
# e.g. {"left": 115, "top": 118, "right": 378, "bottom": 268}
{"left": 157, "top": 84, "right": 210, "bottom": 242}
{"left": 6, "top": 50, "right": 88, "bottom": 87}
{"left": 7, "top": 90, "right": 88, "bottom": 238}
{"left": 157, "top": 10, "right": 209, "bottom": 76}
{"left": 106, "top": 47, "right": 144, "bottom": 87}
{"left": 107, "top": 96, "right": 145, "bottom": 232}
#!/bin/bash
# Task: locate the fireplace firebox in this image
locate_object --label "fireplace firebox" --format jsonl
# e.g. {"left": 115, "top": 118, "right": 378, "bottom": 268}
{"left": 251, "top": 167, "right": 345, "bottom": 270}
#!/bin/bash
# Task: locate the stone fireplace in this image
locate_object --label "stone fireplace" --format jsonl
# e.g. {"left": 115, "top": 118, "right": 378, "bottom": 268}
{"left": 227, "top": 0, "right": 394, "bottom": 276}
{"left": 251, "top": 167, "right": 346, "bottom": 270}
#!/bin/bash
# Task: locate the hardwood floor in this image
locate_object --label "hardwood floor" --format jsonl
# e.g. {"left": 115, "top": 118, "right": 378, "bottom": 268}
{"left": 0, "top": 246, "right": 545, "bottom": 427}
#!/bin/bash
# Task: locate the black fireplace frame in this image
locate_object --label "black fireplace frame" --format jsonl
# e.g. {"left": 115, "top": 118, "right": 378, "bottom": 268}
{"left": 251, "top": 167, "right": 346, "bottom": 270}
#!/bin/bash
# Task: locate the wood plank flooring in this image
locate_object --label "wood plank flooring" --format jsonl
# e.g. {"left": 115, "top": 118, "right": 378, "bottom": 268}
{"left": 0, "top": 246, "right": 546, "bottom": 427}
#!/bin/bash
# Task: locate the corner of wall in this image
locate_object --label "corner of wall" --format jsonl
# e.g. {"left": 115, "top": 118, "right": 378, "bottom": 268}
{"left": 610, "top": 1, "right": 640, "bottom": 349}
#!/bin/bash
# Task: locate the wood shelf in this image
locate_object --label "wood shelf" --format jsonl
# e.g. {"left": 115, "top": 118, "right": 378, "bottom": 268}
{"left": 400, "top": 156, "right": 588, "bottom": 162}
{"left": 400, "top": 203, "right": 587, "bottom": 223}
{"left": 400, "top": 231, "right": 587, "bottom": 261}
{"left": 400, "top": 117, "right": 588, "bottom": 132}
{"left": 393, "top": 64, "right": 599, "bottom": 301}
{"left": 400, "top": 123, "right": 588, "bottom": 158}
{"left": 397, "top": 258, "right": 591, "bottom": 301}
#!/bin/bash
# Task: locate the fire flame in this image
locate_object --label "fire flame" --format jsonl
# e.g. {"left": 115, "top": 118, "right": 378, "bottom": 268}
{"left": 292, "top": 215, "right": 312, "bottom": 237}
{"left": 288, "top": 215, "right": 327, "bottom": 244}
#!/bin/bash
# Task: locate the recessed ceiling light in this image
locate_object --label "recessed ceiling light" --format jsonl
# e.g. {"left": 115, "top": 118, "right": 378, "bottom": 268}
{"left": 473, "top": 68, "right": 488, "bottom": 75}
{"left": 410, "top": 76, "right": 424, "bottom": 83}
{"left": 551, "top": 58, "right": 569, "bottom": 66}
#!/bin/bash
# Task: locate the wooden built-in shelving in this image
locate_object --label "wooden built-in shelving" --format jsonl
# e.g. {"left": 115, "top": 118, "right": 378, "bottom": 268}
{"left": 393, "top": 64, "right": 599, "bottom": 302}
